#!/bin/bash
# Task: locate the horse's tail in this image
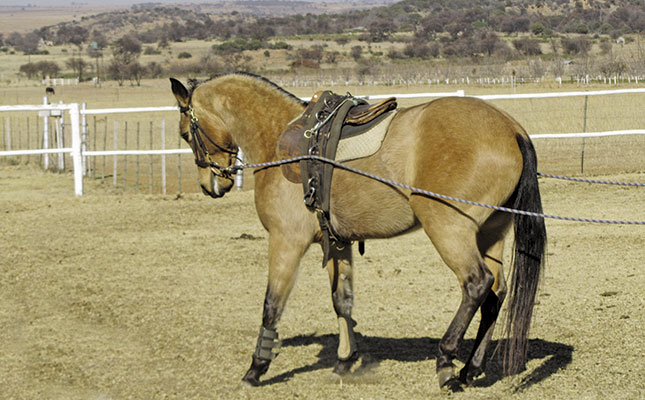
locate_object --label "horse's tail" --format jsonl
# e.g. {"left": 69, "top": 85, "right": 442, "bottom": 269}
{"left": 504, "top": 133, "right": 547, "bottom": 376}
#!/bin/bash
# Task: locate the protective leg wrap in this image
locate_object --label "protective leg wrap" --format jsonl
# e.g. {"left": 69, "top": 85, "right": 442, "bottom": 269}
{"left": 337, "top": 316, "right": 357, "bottom": 361}
{"left": 254, "top": 326, "right": 281, "bottom": 361}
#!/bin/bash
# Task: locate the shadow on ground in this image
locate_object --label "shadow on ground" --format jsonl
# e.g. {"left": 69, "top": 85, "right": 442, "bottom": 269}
{"left": 262, "top": 333, "right": 573, "bottom": 390}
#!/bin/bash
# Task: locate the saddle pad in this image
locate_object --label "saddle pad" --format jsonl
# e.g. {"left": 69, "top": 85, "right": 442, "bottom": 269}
{"left": 336, "top": 111, "right": 396, "bottom": 162}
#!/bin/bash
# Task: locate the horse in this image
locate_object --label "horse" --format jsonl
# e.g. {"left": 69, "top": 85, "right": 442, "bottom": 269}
{"left": 45, "top": 87, "right": 55, "bottom": 96}
{"left": 169, "top": 72, "right": 546, "bottom": 389}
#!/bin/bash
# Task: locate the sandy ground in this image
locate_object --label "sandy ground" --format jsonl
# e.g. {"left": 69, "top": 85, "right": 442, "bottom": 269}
{"left": 0, "top": 165, "right": 644, "bottom": 399}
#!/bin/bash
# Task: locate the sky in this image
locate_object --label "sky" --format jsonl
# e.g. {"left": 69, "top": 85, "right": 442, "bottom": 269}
{"left": 1, "top": 0, "right": 359, "bottom": 6}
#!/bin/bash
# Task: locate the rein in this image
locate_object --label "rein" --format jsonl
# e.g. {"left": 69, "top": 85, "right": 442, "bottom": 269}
{"left": 181, "top": 105, "right": 239, "bottom": 179}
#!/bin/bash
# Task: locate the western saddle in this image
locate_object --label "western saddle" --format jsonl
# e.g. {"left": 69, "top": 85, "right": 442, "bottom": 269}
{"left": 277, "top": 90, "right": 397, "bottom": 267}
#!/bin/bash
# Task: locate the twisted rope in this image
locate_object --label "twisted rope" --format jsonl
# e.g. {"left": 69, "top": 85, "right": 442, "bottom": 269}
{"left": 227, "top": 155, "right": 645, "bottom": 226}
{"left": 537, "top": 172, "right": 645, "bottom": 187}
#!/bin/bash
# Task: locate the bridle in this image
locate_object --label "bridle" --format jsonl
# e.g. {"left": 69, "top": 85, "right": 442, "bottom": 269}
{"left": 179, "top": 104, "right": 239, "bottom": 179}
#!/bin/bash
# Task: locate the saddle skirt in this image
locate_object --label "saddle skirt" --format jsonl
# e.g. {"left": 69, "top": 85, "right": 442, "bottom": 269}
{"left": 277, "top": 91, "right": 397, "bottom": 183}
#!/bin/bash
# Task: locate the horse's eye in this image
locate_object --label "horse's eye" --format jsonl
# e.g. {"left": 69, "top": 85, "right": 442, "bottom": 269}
{"left": 181, "top": 131, "right": 190, "bottom": 141}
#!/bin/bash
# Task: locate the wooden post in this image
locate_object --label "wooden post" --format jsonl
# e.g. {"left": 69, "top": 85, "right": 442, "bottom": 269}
{"left": 581, "top": 95, "right": 588, "bottom": 173}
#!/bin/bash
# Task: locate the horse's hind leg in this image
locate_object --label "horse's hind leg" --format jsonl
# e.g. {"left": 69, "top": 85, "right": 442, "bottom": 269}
{"left": 410, "top": 198, "right": 494, "bottom": 388}
{"left": 242, "top": 232, "right": 310, "bottom": 386}
{"left": 326, "top": 244, "right": 359, "bottom": 375}
{"left": 460, "top": 227, "right": 509, "bottom": 385}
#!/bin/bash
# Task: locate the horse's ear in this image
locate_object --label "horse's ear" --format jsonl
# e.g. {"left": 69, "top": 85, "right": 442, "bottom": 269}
{"left": 170, "top": 78, "right": 189, "bottom": 107}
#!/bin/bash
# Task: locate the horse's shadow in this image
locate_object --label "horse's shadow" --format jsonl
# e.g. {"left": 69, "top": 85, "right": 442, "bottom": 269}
{"left": 262, "top": 332, "right": 573, "bottom": 389}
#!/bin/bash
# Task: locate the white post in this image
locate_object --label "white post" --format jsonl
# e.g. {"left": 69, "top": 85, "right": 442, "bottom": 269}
{"left": 81, "top": 102, "right": 88, "bottom": 175}
{"left": 57, "top": 103, "right": 65, "bottom": 171}
{"left": 4, "top": 117, "right": 10, "bottom": 152}
{"left": 69, "top": 103, "right": 83, "bottom": 196}
{"left": 161, "top": 119, "right": 166, "bottom": 195}
{"left": 113, "top": 120, "right": 118, "bottom": 186}
{"left": 42, "top": 96, "right": 49, "bottom": 169}
{"left": 235, "top": 148, "right": 244, "bottom": 190}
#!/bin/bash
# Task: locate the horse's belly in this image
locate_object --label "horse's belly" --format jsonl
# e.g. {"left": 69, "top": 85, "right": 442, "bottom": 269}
{"left": 329, "top": 168, "right": 418, "bottom": 240}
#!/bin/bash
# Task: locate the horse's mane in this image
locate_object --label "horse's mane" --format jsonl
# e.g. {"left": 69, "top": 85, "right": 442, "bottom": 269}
{"left": 188, "top": 72, "right": 306, "bottom": 106}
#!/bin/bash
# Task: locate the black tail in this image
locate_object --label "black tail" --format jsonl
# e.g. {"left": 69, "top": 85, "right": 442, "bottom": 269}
{"left": 504, "top": 134, "right": 547, "bottom": 376}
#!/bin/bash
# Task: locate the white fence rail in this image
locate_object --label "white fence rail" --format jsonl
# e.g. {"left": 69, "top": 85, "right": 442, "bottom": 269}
{"left": 1, "top": 88, "right": 644, "bottom": 196}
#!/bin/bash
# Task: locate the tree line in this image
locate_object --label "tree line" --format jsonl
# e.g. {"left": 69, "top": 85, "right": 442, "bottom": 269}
{"left": 2, "top": 0, "right": 644, "bottom": 84}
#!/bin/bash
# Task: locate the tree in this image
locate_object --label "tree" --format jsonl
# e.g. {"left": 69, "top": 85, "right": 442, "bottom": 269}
{"left": 335, "top": 37, "right": 350, "bottom": 47}
{"left": 33, "top": 61, "right": 60, "bottom": 79}
{"left": 112, "top": 35, "right": 142, "bottom": 65}
{"left": 513, "top": 37, "right": 542, "bottom": 56}
{"left": 366, "top": 18, "right": 396, "bottom": 42}
{"left": 19, "top": 62, "right": 39, "bottom": 79}
{"left": 56, "top": 25, "right": 88, "bottom": 47}
{"left": 350, "top": 45, "right": 363, "bottom": 61}
{"left": 562, "top": 36, "right": 591, "bottom": 55}
{"left": 127, "top": 62, "right": 145, "bottom": 86}
{"left": 110, "top": 35, "right": 142, "bottom": 85}
{"left": 478, "top": 31, "right": 502, "bottom": 57}
{"left": 146, "top": 61, "right": 164, "bottom": 78}
{"left": 89, "top": 30, "right": 108, "bottom": 50}
{"left": 16, "top": 32, "right": 40, "bottom": 54}
{"left": 530, "top": 22, "right": 546, "bottom": 36}
{"left": 107, "top": 59, "right": 127, "bottom": 86}
{"left": 66, "top": 57, "right": 89, "bottom": 81}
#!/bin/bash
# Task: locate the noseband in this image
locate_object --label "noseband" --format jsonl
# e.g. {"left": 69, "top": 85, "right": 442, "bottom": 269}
{"left": 180, "top": 105, "right": 239, "bottom": 179}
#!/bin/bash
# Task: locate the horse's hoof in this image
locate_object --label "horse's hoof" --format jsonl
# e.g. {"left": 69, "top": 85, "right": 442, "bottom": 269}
{"left": 241, "top": 375, "right": 261, "bottom": 387}
{"left": 332, "top": 353, "right": 358, "bottom": 375}
{"left": 437, "top": 366, "right": 455, "bottom": 388}
{"left": 458, "top": 365, "right": 481, "bottom": 386}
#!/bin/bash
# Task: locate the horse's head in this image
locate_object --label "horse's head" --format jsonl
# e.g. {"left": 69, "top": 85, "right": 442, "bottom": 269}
{"left": 170, "top": 78, "right": 238, "bottom": 198}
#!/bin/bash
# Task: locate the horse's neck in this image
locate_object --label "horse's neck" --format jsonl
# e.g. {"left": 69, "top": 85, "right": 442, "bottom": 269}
{"left": 216, "top": 87, "right": 304, "bottom": 164}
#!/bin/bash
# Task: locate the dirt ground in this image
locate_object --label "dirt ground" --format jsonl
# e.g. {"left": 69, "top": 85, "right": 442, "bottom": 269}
{"left": 1, "top": 165, "right": 643, "bottom": 399}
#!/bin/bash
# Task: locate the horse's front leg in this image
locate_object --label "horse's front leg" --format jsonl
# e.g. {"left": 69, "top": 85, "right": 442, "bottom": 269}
{"left": 242, "top": 232, "right": 310, "bottom": 386}
{"left": 326, "top": 244, "right": 359, "bottom": 375}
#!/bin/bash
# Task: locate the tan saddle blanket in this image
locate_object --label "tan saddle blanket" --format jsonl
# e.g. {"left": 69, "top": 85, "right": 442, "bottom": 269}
{"left": 277, "top": 91, "right": 397, "bottom": 183}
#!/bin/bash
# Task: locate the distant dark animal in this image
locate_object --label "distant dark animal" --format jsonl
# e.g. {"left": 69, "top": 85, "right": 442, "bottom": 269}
{"left": 169, "top": 73, "right": 547, "bottom": 389}
{"left": 45, "top": 87, "right": 55, "bottom": 95}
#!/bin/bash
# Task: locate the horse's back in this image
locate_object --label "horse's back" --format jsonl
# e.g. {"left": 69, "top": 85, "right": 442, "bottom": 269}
{"left": 385, "top": 96, "right": 526, "bottom": 220}
{"left": 330, "top": 96, "right": 527, "bottom": 239}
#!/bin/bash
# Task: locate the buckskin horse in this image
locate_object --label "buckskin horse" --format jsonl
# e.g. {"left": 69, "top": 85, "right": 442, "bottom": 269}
{"left": 169, "top": 72, "right": 546, "bottom": 388}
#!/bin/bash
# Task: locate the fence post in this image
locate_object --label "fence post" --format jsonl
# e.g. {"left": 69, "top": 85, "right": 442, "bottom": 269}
{"left": 4, "top": 117, "right": 10, "bottom": 152}
{"left": 43, "top": 97, "right": 49, "bottom": 169}
{"left": 69, "top": 103, "right": 83, "bottom": 196}
{"left": 235, "top": 148, "right": 244, "bottom": 190}
{"left": 161, "top": 119, "right": 166, "bottom": 195}
{"left": 149, "top": 121, "right": 153, "bottom": 194}
{"left": 581, "top": 95, "right": 588, "bottom": 173}
{"left": 81, "top": 102, "right": 88, "bottom": 175}
{"left": 113, "top": 120, "right": 118, "bottom": 187}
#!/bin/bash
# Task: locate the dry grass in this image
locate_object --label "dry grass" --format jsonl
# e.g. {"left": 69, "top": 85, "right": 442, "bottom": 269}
{"left": 0, "top": 5, "right": 124, "bottom": 36}
{"left": 0, "top": 165, "right": 643, "bottom": 399}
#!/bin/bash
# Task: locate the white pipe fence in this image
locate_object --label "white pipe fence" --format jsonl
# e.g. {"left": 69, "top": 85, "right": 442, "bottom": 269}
{"left": 1, "top": 88, "right": 644, "bottom": 196}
